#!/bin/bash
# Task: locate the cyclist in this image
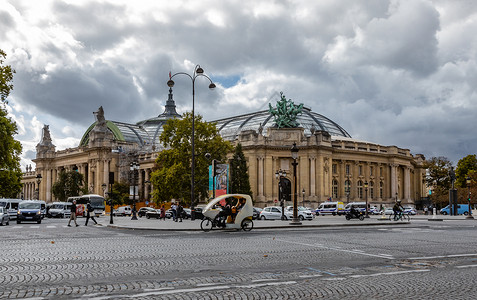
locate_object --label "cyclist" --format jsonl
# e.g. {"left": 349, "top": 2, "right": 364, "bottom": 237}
{"left": 392, "top": 199, "right": 404, "bottom": 220}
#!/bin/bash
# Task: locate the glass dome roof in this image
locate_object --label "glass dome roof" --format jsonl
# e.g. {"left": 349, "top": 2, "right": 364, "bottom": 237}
{"left": 212, "top": 106, "right": 351, "bottom": 141}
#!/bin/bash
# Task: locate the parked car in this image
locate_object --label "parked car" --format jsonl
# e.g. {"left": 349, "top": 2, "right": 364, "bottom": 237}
{"left": 0, "top": 207, "right": 10, "bottom": 226}
{"left": 145, "top": 209, "right": 161, "bottom": 219}
{"left": 260, "top": 206, "right": 283, "bottom": 220}
{"left": 252, "top": 207, "right": 262, "bottom": 220}
{"left": 138, "top": 207, "right": 156, "bottom": 217}
{"left": 284, "top": 206, "right": 314, "bottom": 221}
{"left": 403, "top": 206, "right": 417, "bottom": 215}
{"left": 165, "top": 208, "right": 191, "bottom": 219}
{"left": 440, "top": 204, "right": 470, "bottom": 215}
{"left": 369, "top": 206, "right": 380, "bottom": 215}
{"left": 17, "top": 200, "right": 42, "bottom": 224}
{"left": 382, "top": 208, "right": 394, "bottom": 215}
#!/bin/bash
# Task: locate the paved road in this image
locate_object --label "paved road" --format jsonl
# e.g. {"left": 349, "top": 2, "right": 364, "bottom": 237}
{"left": 1, "top": 217, "right": 477, "bottom": 299}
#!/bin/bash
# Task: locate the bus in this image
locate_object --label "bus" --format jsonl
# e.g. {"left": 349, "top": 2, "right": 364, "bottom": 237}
{"left": 67, "top": 194, "right": 105, "bottom": 217}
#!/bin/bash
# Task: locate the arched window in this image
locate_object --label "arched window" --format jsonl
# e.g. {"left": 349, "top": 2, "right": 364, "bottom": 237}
{"left": 332, "top": 179, "right": 338, "bottom": 199}
{"left": 358, "top": 180, "right": 363, "bottom": 199}
{"left": 379, "top": 181, "right": 383, "bottom": 199}
{"left": 370, "top": 181, "right": 374, "bottom": 199}
{"left": 345, "top": 180, "right": 351, "bottom": 197}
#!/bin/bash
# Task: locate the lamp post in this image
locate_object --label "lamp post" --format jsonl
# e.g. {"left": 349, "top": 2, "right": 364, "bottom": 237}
{"left": 108, "top": 181, "right": 114, "bottom": 225}
{"left": 167, "top": 65, "right": 216, "bottom": 219}
{"left": 36, "top": 174, "right": 42, "bottom": 200}
{"left": 130, "top": 162, "right": 139, "bottom": 220}
{"left": 275, "top": 169, "right": 287, "bottom": 220}
{"left": 364, "top": 181, "right": 369, "bottom": 218}
{"left": 145, "top": 180, "right": 151, "bottom": 204}
{"left": 290, "top": 142, "right": 301, "bottom": 225}
{"left": 302, "top": 188, "right": 305, "bottom": 207}
{"left": 466, "top": 176, "right": 474, "bottom": 219}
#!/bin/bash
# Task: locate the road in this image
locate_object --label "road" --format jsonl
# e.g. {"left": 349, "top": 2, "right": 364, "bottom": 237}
{"left": 1, "top": 217, "right": 477, "bottom": 299}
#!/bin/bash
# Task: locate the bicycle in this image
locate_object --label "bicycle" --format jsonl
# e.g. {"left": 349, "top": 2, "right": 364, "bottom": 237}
{"left": 389, "top": 211, "right": 410, "bottom": 221}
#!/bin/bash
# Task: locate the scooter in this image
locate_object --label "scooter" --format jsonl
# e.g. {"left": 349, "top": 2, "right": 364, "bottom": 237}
{"left": 345, "top": 209, "right": 365, "bottom": 221}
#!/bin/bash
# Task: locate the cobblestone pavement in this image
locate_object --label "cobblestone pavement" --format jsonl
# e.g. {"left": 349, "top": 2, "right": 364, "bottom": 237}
{"left": 1, "top": 218, "right": 477, "bottom": 299}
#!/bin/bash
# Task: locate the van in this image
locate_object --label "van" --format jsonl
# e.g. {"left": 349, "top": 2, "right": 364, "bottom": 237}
{"left": 113, "top": 206, "right": 132, "bottom": 216}
{"left": 316, "top": 202, "right": 345, "bottom": 216}
{"left": 47, "top": 202, "right": 72, "bottom": 218}
{"left": 17, "top": 200, "right": 43, "bottom": 224}
{"left": 344, "top": 202, "right": 367, "bottom": 213}
{"left": 0, "top": 199, "right": 22, "bottom": 220}
{"left": 440, "top": 204, "right": 471, "bottom": 215}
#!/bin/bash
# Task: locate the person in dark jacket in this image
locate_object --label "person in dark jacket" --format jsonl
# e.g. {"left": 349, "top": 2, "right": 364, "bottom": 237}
{"left": 67, "top": 200, "right": 79, "bottom": 227}
{"left": 85, "top": 203, "right": 98, "bottom": 226}
{"left": 176, "top": 203, "right": 183, "bottom": 222}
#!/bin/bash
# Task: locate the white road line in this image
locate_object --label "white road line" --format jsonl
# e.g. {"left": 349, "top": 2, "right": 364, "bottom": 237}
{"left": 46, "top": 226, "right": 56, "bottom": 228}
{"left": 349, "top": 269, "right": 429, "bottom": 278}
{"left": 87, "top": 281, "right": 297, "bottom": 299}
{"left": 275, "top": 238, "right": 395, "bottom": 259}
{"left": 408, "top": 253, "right": 477, "bottom": 260}
{"left": 456, "top": 264, "right": 477, "bottom": 269}
{"left": 251, "top": 278, "right": 279, "bottom": 282}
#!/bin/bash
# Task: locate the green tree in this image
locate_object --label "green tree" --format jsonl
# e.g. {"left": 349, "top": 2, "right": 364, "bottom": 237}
{"left": 229, "top": 143, "right": 252, "bottom": 197}
{"left": 150, "top": 113, "right": 232, "bottom": 206}
{"left": 0, "top": 49, "right": 22, "bottom": 198}
{"left": 51, "top": 170, "right": 85, "bottom": 201}
{"left": 109, "top": 181, "right": 129, "bottom": 206}
{"left": 455, "top": 154, "right": 477, "bottom": 188}
{"left": 424, "top": 156, "right": 453, "bottom": 207}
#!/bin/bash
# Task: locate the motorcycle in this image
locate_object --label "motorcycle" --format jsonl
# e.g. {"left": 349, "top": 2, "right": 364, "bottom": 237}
{"left": 345, "top": 209, "right": 365, "bottom": 221}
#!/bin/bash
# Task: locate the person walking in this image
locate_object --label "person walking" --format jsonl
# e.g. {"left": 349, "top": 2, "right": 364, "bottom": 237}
{"left": 85, "top": 202, "right": 98, "bottom": 226}
{"left": 171, "top": 203, "right": 177, "bottom": 221}
{"left": 176, "top": 203, "right": 183, "bottom": 222}
{"left": 67, "top": 200, "right": 79, "bottom": 227}
{"left": 160, "top": 205, "right": 166, "bottom": 221}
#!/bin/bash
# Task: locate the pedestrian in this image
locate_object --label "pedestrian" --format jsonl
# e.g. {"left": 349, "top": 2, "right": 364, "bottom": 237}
{"left": 160, "top": 205, "right": 166, "bottom": 220}
{"left": 85, "top": 202, "right": 98, "bottom": 226}
{"left": 171, "top": 203, "right": 177, "bottom": 221}
{"left": 67, "top": 200, "right": 79, "bottom": 227}
{"left": 424, "top": 206, "right": 428, "bottom": 215}
{"left": 176, "top": 203, "right": 183, "bottom": 222}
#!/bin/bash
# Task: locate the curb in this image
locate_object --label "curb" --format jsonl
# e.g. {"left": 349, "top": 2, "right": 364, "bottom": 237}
{"left": 103, "top": 221, "right": 411, "bottom": 232}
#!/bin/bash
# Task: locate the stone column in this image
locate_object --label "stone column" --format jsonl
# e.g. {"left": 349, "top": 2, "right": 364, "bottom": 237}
{"left": 390, "top": 164, "right": 398, "bottom": 200}
{"left": 404, "top": 166, "right": 411, "bottom": 201}
{"left": 310, "top": 157, "right": 316, "bottom": 197}
{"left": 46, "top": 168, "right": 52, "bottom": 202}
{"left": 258, "top": 156, "right": 264, "bottom": 197}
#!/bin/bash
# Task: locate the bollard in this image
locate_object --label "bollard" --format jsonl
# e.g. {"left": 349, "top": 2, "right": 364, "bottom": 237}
{"left": 432, "top": 207, "right": 437, "bottom": 219}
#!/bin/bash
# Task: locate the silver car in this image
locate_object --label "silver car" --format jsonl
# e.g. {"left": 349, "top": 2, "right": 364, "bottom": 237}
{"left": 0, "top": 207, "right": 10, "bottom": 226}
{"left": 259, "top": 206, "right": 283, "bottom": 220}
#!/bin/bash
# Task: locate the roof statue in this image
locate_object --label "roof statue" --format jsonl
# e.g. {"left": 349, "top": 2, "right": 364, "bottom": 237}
{"left": 268, "top": 92, "right": 304, "bottom": 128}
{"left": 94, "top": 106, "right": 107, "bottom": 127}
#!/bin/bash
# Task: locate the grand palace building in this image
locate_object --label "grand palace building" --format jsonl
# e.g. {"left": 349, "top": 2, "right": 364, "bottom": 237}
{"left": 21, "top": 89, "right": 426, "bottom": 209}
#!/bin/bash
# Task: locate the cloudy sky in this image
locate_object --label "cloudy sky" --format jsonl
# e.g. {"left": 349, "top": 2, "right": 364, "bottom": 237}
{"left": 2, "top": 0, "right": 477, "bottom": 169}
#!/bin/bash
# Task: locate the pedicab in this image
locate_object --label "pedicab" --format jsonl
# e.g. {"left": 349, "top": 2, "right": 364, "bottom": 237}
{"left": 200, "top": 194, "right": 254, "bottom": 232}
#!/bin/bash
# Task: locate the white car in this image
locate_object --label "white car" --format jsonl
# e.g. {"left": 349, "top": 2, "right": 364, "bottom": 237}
{"left": 403, "top": 207, "right": 417, "bottom": 215}
{"left": 260, "top": 206, "right": 283, "bottom": 220}
{"left": 383, "top": 208, "right": 394, "bottom": 215}
{"left": 284, "top": 206, "right": 314, "bottom": 221}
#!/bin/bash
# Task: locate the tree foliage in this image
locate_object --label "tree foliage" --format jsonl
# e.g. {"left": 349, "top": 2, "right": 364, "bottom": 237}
{"left": 0, "top": 49, "right": 22, "bottom": 198}
{"left": 424, "top": 156, "right": 453, "bottom": 207}
{"left": 455, "top": 155, "right": 477, "bottom": 188}
{"left": 229, "top": 143, "right": 253, "bottom": 198}
{"left": 150, "top": 113, "right": 232, "bottom": 206}
{"left": 51, "top": 170, "right": 85, "bottom": 201}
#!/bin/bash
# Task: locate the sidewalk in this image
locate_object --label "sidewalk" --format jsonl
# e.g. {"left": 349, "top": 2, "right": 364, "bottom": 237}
{"left": 96, "top": 214, "right": 476, "bottom": 231}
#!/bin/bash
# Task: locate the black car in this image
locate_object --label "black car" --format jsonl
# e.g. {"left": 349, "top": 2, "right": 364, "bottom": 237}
{"left": 252, "top": 207, "right": 262, "bottom": 220}
{"left": 145, "top": 209, "right": 161, "bottom": 219}
{"left": 138, "top": 207, "right": 156, "bottom": 217}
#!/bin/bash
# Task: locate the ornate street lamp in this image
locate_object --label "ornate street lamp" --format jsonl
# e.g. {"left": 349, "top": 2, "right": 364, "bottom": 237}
{"left": 36, "top": 174, "right": 42, "bottom": 200}
{"left": 130, "top": 162, "right": 139, "bottom": 220}
{"left": 364, "top": 181, "right": 369, "bottom": 218}
{"left": 466, "top": 176, "right": 474, "bottom": 219}
{"left": 167, "top": 65, "right": 216, "bottom": 220}
{"left": 290, "top": 143, "right": 301, "bottom": 225}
